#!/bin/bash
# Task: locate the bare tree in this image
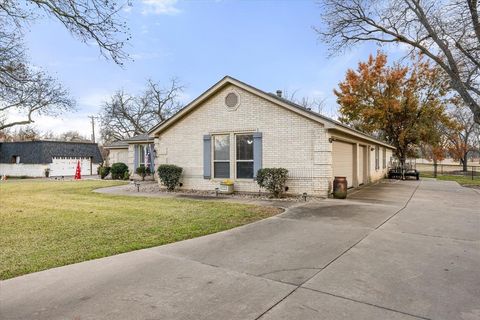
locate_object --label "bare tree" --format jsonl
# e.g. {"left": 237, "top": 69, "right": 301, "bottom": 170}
{"left": 0, "top": 0, "right": 130, "bottom": 64}
{"left": 0, "top": 0, "right": 129, "bottom": 131}
{"left": 282, "top": 90, "right": 327, "bottom": 114}
{"left": 144, "top": 78, "right": 184, "bottom": 122}
{"left": 316, "top": 0, "right": 480, "bottom": 124}
{"left": 99, "top": 78, "right": 184, "bottom": 142}
{"left": 0, "top": 125, "right": 41, "bottom": 141}
{"left": 57, "top": 130, "right": 90, "bottom": 142}
{"left": 99, "top": 90, "right": 139, "bottom": 142}
{"left": 0, "top": 69, "right": 75, "bottom": 130}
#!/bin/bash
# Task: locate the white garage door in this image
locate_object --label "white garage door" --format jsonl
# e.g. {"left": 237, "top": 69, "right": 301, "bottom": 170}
{"left": 50, "top": 157, "right": 92, "bottom": 176}
{"left": 332, "top": 141, "right": 354, "bottom": 188}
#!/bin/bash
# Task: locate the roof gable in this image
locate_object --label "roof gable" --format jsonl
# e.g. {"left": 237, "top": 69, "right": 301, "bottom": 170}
{"left": 148, "top": 76, "right": 394, "bottom": 149}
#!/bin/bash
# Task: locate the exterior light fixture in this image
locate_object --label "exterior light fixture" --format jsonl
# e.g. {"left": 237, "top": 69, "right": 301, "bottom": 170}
{"left": 302, "top": 192, "right": 308, "bottom": 201}
{"left": 215, "top": 187, "right": 219, "bottom": 197}
{"left": 328, "top": 138, "right": 334, "bottom": 143}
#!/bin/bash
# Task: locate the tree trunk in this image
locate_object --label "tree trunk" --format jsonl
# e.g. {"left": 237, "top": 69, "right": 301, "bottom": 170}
{"left": 463, "top": 152, "right": 469, "bottom": 172}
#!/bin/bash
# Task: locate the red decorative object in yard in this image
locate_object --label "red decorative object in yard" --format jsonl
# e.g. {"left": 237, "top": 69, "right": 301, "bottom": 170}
{"left": 74, "top": 160, "right": 81, "bottom": 180}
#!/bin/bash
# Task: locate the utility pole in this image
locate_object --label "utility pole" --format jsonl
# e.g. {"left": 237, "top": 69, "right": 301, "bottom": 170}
{"left": 88, "top": 116, "right": 97, "bottom": 143}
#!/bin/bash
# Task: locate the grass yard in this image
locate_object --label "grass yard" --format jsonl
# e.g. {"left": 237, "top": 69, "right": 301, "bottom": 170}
{"left": 421, "top": 172, "right": 480, "bottom": 186}
{"left": 0, "top": 180, "right": 280, "bottom": 280}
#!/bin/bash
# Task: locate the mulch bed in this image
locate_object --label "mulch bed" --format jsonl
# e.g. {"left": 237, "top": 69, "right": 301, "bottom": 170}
{"left": 126, "top": 182, "right": 304, "bottom": 202}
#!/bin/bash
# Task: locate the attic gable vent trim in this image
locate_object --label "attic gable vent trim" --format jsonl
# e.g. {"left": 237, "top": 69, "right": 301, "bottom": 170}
{"left": 225, "top": 91, "right": 240, "bottom": 111}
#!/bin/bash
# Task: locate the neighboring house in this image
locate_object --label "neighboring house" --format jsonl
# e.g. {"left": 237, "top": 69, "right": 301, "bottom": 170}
{"left": 104, "top": 134, "right": 155, "bottom": 177}
{"left": 147, "top": 76, "right": 395, "bottom": 197}
{"left": 0, "top": 141, "right": 103, "bottom": 177}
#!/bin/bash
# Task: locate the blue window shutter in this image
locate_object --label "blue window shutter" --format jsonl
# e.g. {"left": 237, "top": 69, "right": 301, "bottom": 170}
{"left": 253, "top": 132, "right": 262, "bottom": 178}
{"left": 133, "top": 145, "right": 138, "bottom": 169}
{"left": 149, "top": 144, "right": 155, "bottom": 172}
{"left": 203, "top": 135, "right": 211, "bottom": 179}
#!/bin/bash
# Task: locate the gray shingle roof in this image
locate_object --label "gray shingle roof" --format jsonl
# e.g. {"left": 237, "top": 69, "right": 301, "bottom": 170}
{"left": 104, "top": 140, "right": 129, "bottom": 148}
{"left": 124, "top": 134, "right": 152, "bottom": 142}
{"left": 104, "top": 134, "right": 154, "bottom": 149}
{"left": 0, "top": 141, "right": 103, "bottom": 164}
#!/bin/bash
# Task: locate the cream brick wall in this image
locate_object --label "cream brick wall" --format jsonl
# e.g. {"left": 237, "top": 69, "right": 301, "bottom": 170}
{"left": 153, "top": 83, "right": 395, "bottom": 196}
{"left": 154, "top": 84, "right": 331, "bottom": 196}
{"left": 368, "top": 146, "right": 393, "bottom": 181}
{"left": 324, "top": 130, "right": 393, "bottom": 187}
{"left": 107, "top": 148, "right": 128, "bottom": 166}
{"left": 127, "top": 144, "right": 135, "bottom": 175}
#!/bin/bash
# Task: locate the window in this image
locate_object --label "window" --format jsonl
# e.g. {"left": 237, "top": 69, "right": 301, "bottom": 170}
{"left": 138, "top": 145, "right": 146, "bottom": 166}
{"left": 375, "top": 146, "right": 380, "bottom": 170}
{"left": 214, "top": 135, "right": 230, "bottom": 178}
{"left": 11, "top": 155, "right": 20, "bottom": 164}
{"left": 236, "top": 134, "right": 254, "bottom": 179}
{"left": 382, "top": 147, "right": 387, "bottom": 169}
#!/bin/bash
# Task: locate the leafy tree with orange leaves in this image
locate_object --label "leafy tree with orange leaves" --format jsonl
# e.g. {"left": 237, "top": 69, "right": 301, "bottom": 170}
{"left": 443, "top": 101, "right": 480, "bottom": 171}
{"left": 335, "top": 52, "right": 452, "bottom": 166}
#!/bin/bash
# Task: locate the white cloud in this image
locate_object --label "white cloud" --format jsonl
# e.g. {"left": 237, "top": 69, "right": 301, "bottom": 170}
{"left": 4, "top": 110, "right": 92, "bottom": 137}
{"left": 141, "top": 0, "right": 181, "bottom": 15}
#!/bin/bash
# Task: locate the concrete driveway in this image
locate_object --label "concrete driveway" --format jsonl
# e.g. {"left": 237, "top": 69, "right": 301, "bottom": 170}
{"left": 1, "top": 180, "right": 479, "bottom": 320}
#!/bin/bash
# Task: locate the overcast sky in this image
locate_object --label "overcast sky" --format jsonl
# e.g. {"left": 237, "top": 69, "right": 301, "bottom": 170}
{"left": 19, "top": 0, "right": 405, "bottom": 139}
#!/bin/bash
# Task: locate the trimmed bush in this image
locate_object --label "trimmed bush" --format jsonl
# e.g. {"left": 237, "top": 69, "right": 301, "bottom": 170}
{"left": 157, "top": 164, "right": 183, "bottom": 191}
{"left": 136, "top": 165, "right": 151, "bottom": 181}
{"left": 110, "top": 162, "right": 129, "bottom": 180}
{"left": 256, "top": 168, "right": 289, "bottom": 198}
{"left": 99, "top": 166, "right": 111, "bottom": 179}
{"left": 123, "top": 170, "right": 130, "bottom": 180}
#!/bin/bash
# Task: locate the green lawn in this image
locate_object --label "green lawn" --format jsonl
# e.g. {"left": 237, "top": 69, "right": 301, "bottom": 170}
{"left": 421, "top": 172, "right": 480, "bottom": 186}
{"left": 0, "top": 180, "right": 280, "bottom": 279}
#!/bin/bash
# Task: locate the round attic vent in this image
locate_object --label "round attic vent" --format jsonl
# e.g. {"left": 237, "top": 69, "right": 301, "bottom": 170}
{"left": 225, "top": 92, "right": 239, "bottom": 110}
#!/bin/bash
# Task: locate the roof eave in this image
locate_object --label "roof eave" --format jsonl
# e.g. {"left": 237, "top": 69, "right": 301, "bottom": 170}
{"left": 149, "top": 76, "right": 333, "bottom": 136}
{"left": 328, "top": 126, "right": 395, "bottom": 149}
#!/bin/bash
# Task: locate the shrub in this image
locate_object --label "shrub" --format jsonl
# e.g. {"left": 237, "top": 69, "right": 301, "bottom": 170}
{"left": 110, "top": 162, "right": 129, "bottom": 180}
{"left": 123, "top": 170, "right": 130, "bottom": 180}
{"left": 136, "top": 165, "right": 151, "bottom": 181}
{"left": 256, "top": 168, "right": 289, "bottom": 198}
{"left": 99, "top": 166, "right": 111, "bottom": 179}
{"left": 157, "top": 164, "right": 183, "bottom": 191}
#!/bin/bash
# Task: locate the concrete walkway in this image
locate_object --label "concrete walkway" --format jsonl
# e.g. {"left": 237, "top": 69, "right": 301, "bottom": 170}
{"left": 1, "top": 180, "right": 479, "bottom": 320}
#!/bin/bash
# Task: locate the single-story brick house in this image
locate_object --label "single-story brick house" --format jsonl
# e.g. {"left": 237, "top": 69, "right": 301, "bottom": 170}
{"left": 146, "top": 76, "right": 395, "bottom": 197}
{"left": 0, "top": 141, "right": 103, "bottom": 177}
{"left": 104, "top": 134, "right": 155, "bottom": 178}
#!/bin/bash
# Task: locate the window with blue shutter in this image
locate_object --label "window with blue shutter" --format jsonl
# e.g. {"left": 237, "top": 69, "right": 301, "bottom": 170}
{"left": 149, "top": 144, "right": 155, "bottom": 172}
{"left": 203, "top": 135, "right": 212, "bottom": 179}
{"left": 253, "top": 132, "right": 262, "bottom": 179}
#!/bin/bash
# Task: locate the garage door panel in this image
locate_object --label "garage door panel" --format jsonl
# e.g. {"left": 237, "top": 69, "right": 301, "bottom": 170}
{"left": 50, "top": 157, "right": 92, "bottom": 176}
{"left": 332, "top": 141, "right": 354, "bottom": 188}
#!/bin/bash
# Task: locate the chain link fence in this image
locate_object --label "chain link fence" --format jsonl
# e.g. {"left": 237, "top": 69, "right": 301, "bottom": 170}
{"left": 416, "top": 163, "right": 480, "bottom": 180}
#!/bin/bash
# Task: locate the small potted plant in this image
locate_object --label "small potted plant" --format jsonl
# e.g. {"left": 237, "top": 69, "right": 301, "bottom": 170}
{"left": 44, "top": 168, "right": 50, "bottom": 178}
{"left": 219, "top": 179, "right": 234, "bottom": 194}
